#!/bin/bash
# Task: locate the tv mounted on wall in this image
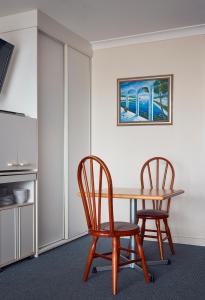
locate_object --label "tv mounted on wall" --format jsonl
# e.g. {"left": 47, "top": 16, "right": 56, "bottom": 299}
{"left": 0, "top": 38, "right": 14, "bottom": 93}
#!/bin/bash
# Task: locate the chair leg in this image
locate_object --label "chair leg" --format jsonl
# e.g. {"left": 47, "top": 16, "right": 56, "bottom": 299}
{"left": 83, "top": 237, "right": 98, "bottom": 281}
{"left": 141, "top": 219, "right": 146, "bottom": 245}
{"left": 112, "top": 237, "right": 118, "bottom": 295}
{"left": 163, "top": 218, "right": 175, "bottom": 255}
{"left": 134, "top": 234, "right": 150, "bottom": 283}
{"left": 117, "top": 238, "right": 120, "bottom": 272}
{"left": 155, "top": 219, "right": 165, "bottom": 260}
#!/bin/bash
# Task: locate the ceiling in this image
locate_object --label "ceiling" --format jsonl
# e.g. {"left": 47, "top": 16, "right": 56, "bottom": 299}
{"left": 0, "top": 0, "right": 205, "bottom": 42}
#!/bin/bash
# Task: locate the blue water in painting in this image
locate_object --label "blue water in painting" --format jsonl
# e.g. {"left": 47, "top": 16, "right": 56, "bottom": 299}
{"left": 121, "top": 100, "right": 167, "bottom": 120}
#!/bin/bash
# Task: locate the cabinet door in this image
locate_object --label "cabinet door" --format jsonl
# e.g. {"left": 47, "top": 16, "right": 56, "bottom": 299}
{"left": 38, "top": 32, "right": 65, "bottom": 248}
{"left": 67, "top": 47, "right": 90, "bottom": 239}
{"left": 17, "top": 117, "right": 37, "bottom": 171}
{"left": 0, "top": 208, "right": 17, "bottom": 266}
{"left": 0, "top": 113, "right": 18, "bottom": 171}
{"left": 19, "top": 205, "right": 34, "bottom": 258}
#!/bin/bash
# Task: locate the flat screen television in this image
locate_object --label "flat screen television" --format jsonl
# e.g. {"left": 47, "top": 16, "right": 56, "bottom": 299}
{"left": 0, "top": 38, "right": 14, "bottom": 93}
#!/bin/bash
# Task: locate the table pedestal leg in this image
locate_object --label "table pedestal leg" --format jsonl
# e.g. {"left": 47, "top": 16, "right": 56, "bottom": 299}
{"left": 128, "top": 198, "right": 170, "bottom": 268}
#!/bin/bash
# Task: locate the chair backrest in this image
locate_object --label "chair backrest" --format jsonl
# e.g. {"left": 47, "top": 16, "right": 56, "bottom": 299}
{"left": 77, "top": 155, "right": 114, "bottom": 234}
{"left": 140, "top": 157, "right": 175, "bottom": 212}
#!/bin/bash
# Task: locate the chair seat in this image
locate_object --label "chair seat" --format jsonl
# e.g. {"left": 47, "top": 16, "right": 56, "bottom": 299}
{"left": 100, "top": 221, "right": 139, "bottom": 236}
{"left": 137, "top": 209, "right": 169, "bottom": 219}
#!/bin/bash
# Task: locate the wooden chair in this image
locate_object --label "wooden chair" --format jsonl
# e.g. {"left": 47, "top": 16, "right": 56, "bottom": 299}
{"left": 137, "top": 157, "right": 175, "bottom": 260}
{"left": 77, "top": 155, "right": 150, "bottom": 295}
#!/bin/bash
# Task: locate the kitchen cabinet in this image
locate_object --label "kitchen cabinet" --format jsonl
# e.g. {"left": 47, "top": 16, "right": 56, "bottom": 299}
{"left": 0, "top": 208, "right": 16, "bottom": 266}
{"left": 0, "top": 173, "right": 36, "bottom": 268}
{"left": 19, "top": 205, "right": 34, "bottom": 258}
{"left": 0, "top": 113, "right": 37, "bottom": 172}
{"left": 0, "top": 10, "right": 92, "bottom": 256}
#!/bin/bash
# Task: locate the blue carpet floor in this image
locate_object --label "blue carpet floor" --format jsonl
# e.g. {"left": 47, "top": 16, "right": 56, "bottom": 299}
{"left": 0, "top": 236, "right": 204, "bottom": 300}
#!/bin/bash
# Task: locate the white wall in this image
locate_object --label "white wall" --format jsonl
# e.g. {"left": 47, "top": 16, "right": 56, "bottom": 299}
{"left": 0, "top": 27, "right": 37, "bottom": 118}
{"left": 92, "top": 35, "right": 205, "bottom": 246}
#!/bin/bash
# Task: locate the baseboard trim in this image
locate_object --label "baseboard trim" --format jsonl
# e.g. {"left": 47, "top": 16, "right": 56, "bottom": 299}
{"left": 39, "top": 232, "right": 205, "bottom": 255}
{"left": 38, "top": 231, "right": 88, "bottom": 254}
{"left": 67, "top": 231, "right": 88, "bottom": 242}
{"left": 122, "top": 235, "right": 205, "bottom": 247}
{"left": 172, "top": 235, "right": 205, "bottom": 247}
{"left": 39, "top": 239, "right": 69, "bottom": 254}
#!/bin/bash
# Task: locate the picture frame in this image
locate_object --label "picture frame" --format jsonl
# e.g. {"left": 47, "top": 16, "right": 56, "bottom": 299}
{"left": 117, "top": 74, "right": 173, "bottom": 126}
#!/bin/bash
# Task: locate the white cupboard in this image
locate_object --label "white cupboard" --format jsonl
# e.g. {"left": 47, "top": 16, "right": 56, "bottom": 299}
{"left": 0, "top": 172, "right": 36, "bottom": 268}
{"left": 0, "top": 204, "right": 35, "bottom": 267}
{"left": 19, "top": 205, "right": 34, "bottom": 258}
{"left": 17, "top": 117, "right": 37, "bottom": 171}
{"left": 0, "top": 208, "right": 16, "bottom": 266}
{"left": 0, "top": 114, "right": 17, "bottom": 171}
{"left": 67, "top": 48, "right": 90, "bottom": 239}
{"left": 38, "top": 33, "right": 91, "bottom": 250}
{"left": 38, "top": 32, "right": 65, "bottom": 249}
{"left": 0, "top": 113, "right": 37, "bottom": 172}
{"left": 0, "top": 10, "right": 92, "bottom": 257}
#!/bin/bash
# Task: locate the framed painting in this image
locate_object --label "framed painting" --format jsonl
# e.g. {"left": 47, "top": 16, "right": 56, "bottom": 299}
{"left": 117, "top": 74, "right": 173, "bottom": 126}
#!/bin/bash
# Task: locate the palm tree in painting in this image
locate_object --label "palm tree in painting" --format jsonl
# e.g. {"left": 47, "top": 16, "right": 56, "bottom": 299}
{"left": 153, "top": 80, "right": 168, "bottom": 118}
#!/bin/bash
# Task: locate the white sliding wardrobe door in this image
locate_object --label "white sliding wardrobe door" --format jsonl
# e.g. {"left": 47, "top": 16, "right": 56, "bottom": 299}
{"left": 67, "top": 47, "right": 90, "bottom": 239}
{"left": 38, "top": 32, "right": 65, "bottom": 248}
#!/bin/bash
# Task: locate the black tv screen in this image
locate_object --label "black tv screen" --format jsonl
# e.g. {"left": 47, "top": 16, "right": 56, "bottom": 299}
{"left": 0, "top": 38, "right": 14, "bottom": 93}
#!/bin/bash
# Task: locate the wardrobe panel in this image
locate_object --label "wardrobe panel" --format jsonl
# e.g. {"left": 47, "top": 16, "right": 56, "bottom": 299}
{"left": 38, "top": 32, "right": 65, "bottom": 248}
{"left": 67, "top": 47, "right": 90, "bottom": 239}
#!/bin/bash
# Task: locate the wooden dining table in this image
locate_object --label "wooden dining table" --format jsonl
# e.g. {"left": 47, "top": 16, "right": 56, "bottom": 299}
{"left": 93, "top": 187, "right": 184, "bottom": 275}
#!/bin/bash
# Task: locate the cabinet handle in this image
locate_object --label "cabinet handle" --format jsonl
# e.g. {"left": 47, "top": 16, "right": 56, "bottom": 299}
{"left": 7, "top": 162, "right": 32, "bottom": 167}
{"left": 7, "top": 162, "right": 19, "bottom": 167}
{"left": 19, "top": 162, "right": 31, "bottom": 167}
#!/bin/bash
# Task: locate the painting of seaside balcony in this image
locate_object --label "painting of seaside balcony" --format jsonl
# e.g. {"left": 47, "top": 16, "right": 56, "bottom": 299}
{"left": 117, "top": 75, "right": 173, "bottom": 125}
